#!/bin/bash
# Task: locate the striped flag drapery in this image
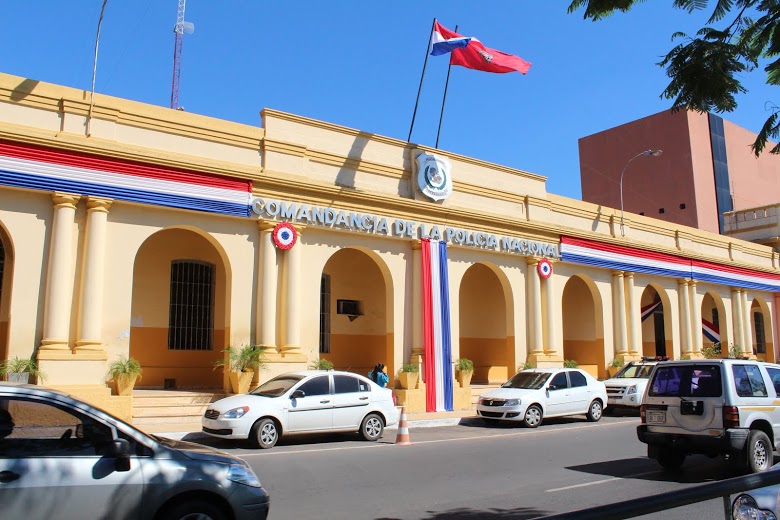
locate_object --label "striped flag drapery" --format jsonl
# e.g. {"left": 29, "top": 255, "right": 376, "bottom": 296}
{"left": 421, "top": 238, "right": 454, "bottom": 412}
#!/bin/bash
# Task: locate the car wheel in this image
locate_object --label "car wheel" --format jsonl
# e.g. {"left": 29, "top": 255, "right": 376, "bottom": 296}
{"left": 523, "top": 405, "right": 543, "bottom": 428}
{"left": 160, "top": 499, "right": 227, "bottom": 520}
{"left": 747, "top": 430, "right": 773, "bottom": 473}
{"left": 586, "top": 400, "right": 603, "bottom": 422}
{"left": 250, "top": 418, "right": 279, "bottom": 449}
{"left": 656, "top": 448, "right": 686, "bottom": 470}
{"left": 360, "top": 413, "right": 384, "bottom": 441}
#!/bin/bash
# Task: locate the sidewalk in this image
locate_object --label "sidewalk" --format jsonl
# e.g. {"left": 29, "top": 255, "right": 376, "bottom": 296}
{"left": 152, "top": 405, "right": 480, "bottom": 441}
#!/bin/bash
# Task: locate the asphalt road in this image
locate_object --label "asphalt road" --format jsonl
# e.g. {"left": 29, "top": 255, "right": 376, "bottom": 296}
{"left": 193, "top": 414, "right": 742, "bottom": 520}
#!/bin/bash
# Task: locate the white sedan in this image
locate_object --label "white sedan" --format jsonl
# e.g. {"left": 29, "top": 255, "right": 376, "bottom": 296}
{"left": 476, "top": 368, "right": 607, "bottom": 428}
{"left": 202, "top": 370, "right": 400, "bottom": 448}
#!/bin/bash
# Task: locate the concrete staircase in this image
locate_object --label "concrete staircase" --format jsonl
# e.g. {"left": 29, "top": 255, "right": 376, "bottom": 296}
{"left": 131, "top": 389, "right": 225, "bottom": 435}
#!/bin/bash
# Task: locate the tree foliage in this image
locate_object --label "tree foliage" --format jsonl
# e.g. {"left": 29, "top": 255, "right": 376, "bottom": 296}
{"left": 568, "top": 0, "right": 780, "bottom": 155}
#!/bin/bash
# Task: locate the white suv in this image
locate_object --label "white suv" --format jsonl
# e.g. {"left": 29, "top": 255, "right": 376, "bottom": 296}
{"left": 638, "top": 358, "right": 780, "bottom": 473}
{"left": 605, "top": 357, "right": 668, "bottom": 411}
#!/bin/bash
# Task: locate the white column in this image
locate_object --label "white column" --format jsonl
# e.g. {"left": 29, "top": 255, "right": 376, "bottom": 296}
{"left": 76, "top": 197, "right": 112, "bottom": 350}
{"left": 613, "top": 271, "right": 628, "bottom": 356}
{"left": 40, "top": 192, "right": 81, "bottom": 351}
{"left": 742, "top": 289, "right": 752, "bottom": 356}
{"left": 528, "top": 259, "right": 543, "bottom": 355}
{"left": 256, "top": 223, "right": 278, "bottom": 348}
{"left": 281, "top": 226, "right": 302, "bottom": 353}
{"left": 679, "top": 279, "right": 693, "bottom": 358}
{"left": 732, "top": 288, "right": 744, "bottom": 356}
{"left": 689, "top": 280, "right": 702, "bottom": 356}
{"left": 411, "top": 242, "right": 423, "bottom": 372}
{"left": 543, "top": 270, "right": 558, "bottom": 355}
{"left": 626, "top": 273, "right": 641, "bottom": 355}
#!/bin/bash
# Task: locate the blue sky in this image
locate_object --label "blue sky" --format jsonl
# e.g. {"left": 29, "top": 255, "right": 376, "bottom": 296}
{"left": 2, "top": 2, "right": 776, "bottom": 200}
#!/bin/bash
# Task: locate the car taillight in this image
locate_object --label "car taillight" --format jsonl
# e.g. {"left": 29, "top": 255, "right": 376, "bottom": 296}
{"left": 640, "top": 404, "right": 646, "bottom": 423}
{"left": 723, "top": 406, "right": 740, "bottom": 429}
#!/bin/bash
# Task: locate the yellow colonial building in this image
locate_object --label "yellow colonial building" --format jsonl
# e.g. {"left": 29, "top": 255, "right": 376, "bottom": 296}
{"left": 0, "top": 72, "right": 777, "bottom": 418}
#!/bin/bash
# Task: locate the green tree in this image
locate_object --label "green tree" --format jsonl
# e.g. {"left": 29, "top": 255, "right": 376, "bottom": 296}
{"left": 568, "top": 0, "right": 780, "bottom": 155}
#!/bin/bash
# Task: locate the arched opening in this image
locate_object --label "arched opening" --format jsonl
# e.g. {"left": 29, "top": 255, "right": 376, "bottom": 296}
{"left": 750, "top": 297, "right": 774, "bottom": 362}
{"left": 640, "top": 285, "right": 672, "bottom": 358}
{"left": 562, "top": 274, "right": 605, "bottom": 379}
{"left": 459, "top": 262, "right": 512, "bottom": 384}
{"left": 129, "top": 228, "right": 230, "bottom": 389}
{"left": 320, "top": 248, "right": 393, "bottom": 378}
{"left": 701, "top": 291, "right": 726, "bottom": 354}
{"left": 0, "top": 223, "right": 13, "bottom": 363}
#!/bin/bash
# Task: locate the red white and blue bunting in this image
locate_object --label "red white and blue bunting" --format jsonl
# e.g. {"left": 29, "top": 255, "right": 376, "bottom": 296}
{"left": 272, "top": 222, "right": 297, "bottom": 249}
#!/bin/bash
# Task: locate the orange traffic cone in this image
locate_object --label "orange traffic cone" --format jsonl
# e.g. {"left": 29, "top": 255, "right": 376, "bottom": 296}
{"left": 395, "top": 405, "right": 412, "bottom": 445}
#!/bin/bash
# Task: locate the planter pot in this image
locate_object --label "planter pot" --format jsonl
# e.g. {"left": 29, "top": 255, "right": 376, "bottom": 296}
{"left": 114, "top": 374, "right": 138, "bottom": 396}
{"left": 6, "top": 372, "right": 29, "bottom": 384}
{"left": 607, "top": 366, "right": 622, "bottom": 378}
{"left": 229, "top": 370, "right": 254, "bottom": 394}
{"left": 398, "top": 371, "right": 418, "bottom": 390}
{"left": 456, "top": 370, "right": 473, "bottom": 388}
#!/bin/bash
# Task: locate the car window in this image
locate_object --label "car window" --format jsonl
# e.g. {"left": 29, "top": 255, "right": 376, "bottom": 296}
{"left": 732, "top": 365, "right": 768, "bottom": 398}
{"left": 298, "top": 375, "right": 330, "bottom": 396}
{"left": 251, "top": 375, "right": 305, "bottom": 397}
{"left": 0, "top": 397, "right": 114, "bottom": 458}
{"left": 569, "top": 371, "right": 587, "bottom": 388}
{"left": 549, "top": 372, "right": 568, "bottom": 390}
{"left": 502, "top": 372, "right": 551, "bottom": 390}
{"left": 649, "top": 365, "right": 722, "bottom": 397}
{"left": 765, "top": 367, "right": 780, "bottom": 395}
{"left": 334, "top": 375, "right": 363, "bottom": 394}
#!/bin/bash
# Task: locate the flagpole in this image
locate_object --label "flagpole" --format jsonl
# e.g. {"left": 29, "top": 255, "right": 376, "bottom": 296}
{"left": 407, "top": 18, "right": 436, "bottom": 143}
{"left": 435, "top": 24, "right": 457, "bottom": 149}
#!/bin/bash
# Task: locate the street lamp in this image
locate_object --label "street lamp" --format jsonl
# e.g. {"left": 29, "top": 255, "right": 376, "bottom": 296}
{"left": 620, "top": 149, "right": 663, "bottom": 236}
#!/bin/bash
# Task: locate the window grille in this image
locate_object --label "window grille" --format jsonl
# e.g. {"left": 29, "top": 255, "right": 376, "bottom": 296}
{"left": 319, "top": 274, "right": 330, "bottom": 354}
{"left": 168, "top": 260, "right": 215, "bottom": 350}
{"left": 755, "top": 312, "right": 766, "bottom": 354}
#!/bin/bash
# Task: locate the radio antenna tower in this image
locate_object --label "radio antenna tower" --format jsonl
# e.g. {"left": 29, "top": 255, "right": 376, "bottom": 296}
{"left": 170, "top": 0, "right": 194, "bottom": 109}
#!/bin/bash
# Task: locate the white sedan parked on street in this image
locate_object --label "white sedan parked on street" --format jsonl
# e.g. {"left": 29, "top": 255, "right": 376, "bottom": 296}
{"left": 477, "top": 368, "right": 608, "bottom": 428}
{"left": 202, "top": 370, "right": 400, "bottom": 449}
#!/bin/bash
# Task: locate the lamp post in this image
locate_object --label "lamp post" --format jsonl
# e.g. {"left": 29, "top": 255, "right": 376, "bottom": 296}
{"left": 620, "top": 149, "right": 663, "bottom": 236}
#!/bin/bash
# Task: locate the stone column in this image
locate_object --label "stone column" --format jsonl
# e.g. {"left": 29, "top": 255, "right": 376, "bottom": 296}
{"left": 256, "top": 222, "right": 278, "bottom": 349}
{"left": 281, "top": 225, "right": 303, "bottom": 355}
{"left": 410, "top": 242, "right": 424, "bottom": 373}
{"left": 689, "top": 281, "right": 702, "bottom": 357}
{"left": 527, "top": 259, "right": 544, "bottom": 356}
{"left": 679, "top": 279, "right": 693, "bottom": 358}
{"left": 40, "top": 192, "right": 81, "bottom": 351}
{"left": 612, "top": 271, "right": 628, "bottom": 357}
{"left": 626, "top": 273, "right": 641, "bottom": 356}
{"left": 732, "top": 288, "right": 744, "bottom": 356}
{"left": 75, "top": 197, "right": 112, "bottom": 351}
{"left": 742, "top": 289, "right": 752, "bottom": 356}
{"left": 543, "top": 269, "right": 558, "bottom": 356}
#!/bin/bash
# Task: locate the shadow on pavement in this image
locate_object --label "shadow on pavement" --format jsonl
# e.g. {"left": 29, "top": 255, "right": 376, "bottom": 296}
{"left": 377, "top": 505, "right": 549, "bottom": 519}
{"left": 566, "top": 455, "right": 746, "bottom": 483}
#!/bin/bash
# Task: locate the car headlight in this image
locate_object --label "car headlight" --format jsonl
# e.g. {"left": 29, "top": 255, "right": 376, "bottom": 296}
{"left": 223, "top": 406, "right": 249, "bottom": 419}
{"left": 733, "top": 494, "right": 777, "bottom": 520}
{"left": 627, "top": 385, "right": 638, "bottom": 395}
{"left": 227, "top": 464, "right": 263, "bottom": 488}
{"left": 504, "top": 399, "right": 520, "bottom": 406}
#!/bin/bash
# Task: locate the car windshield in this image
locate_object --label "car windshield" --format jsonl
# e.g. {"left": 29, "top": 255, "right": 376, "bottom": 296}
{"left": 250, "top": 375, "right": 305, "bottom": 397}
{"left": 648, "top": 365, "right": 722, "bottom": 397}
{"left": 501, "top": 371, "right": 551, "bottom": 390}
{"left": 615, "top": 363, "right": 655, "bottom": 379}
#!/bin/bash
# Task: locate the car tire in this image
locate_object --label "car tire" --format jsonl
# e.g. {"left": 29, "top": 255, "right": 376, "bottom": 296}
{"left": 159, "top": 498, "right": 227, "bottom": 520}
{"left": 747, "top": 430, "right": 773, "bottom": 473}
{"left": 586, "top": 400, "right": 603, "bottom": 422}
{"left": 360, "top": 413, "right": 384, "bottom": 441}
{"left": 656, "top": 448, "right": 686, "bottom": 470}
{"left": 250, "top": 418, "right": 279, "bottom": 449}
{"left": 523, "top": 404, "right": 543, "bottom": 428}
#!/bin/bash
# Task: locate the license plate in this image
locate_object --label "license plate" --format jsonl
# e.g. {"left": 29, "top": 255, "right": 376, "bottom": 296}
{"left": 648, "top": 411, "right": 666, "bottom": 423}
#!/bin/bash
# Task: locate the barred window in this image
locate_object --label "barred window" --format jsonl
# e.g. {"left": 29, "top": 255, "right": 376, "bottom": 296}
{"left": 168, "top": 260, "right": 215, "bottom": 350}
{"left": 319, "top": 274, "right": 330, "bottom": 354}
{"left": 712, "top": 308, "right": 719, "bottom": 329}
{"left": 755, "top": 312, "right": 766, "bottom": 355}
{"left": 0, "top": 239, "right": 4, "bottom": 296}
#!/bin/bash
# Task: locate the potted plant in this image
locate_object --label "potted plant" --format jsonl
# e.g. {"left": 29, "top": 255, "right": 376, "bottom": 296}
{"left": 108, "top": 356, "right": 143, "bottom": 396}
{"left": 398, "top": 363, "right": 419, "bottom": 390}
{"left": 607, "top": 358, "right": 624, "bottom": 377}
{"left": 0, "top": 356, "right": 44, "bottom": 384}
{"left": 563, "top": 359, "right": 579, "bottom": 368}
{"left": 520, "top": 361, "right": 533, "bottom": 370}
{"left": 455, "top": 358, "right": 474, "bottom": 388}
{"left": 214, "top": 344, "right": 267, "bottom": 394}
{"left": 309, "top": 358, "right": 334, "bottom": 370}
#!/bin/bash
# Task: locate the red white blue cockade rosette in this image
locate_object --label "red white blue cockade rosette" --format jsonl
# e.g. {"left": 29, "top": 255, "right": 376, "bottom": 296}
{"left": 272, "top": 222, "right": 297, "bottom": 250}
{"left": 537, "top": 258, "right": 553, "bottom": 279}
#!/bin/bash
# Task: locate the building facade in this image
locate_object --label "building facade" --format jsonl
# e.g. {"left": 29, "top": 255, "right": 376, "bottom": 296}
{"left": 0, "top": 73, "right": 778, "bottom": 417}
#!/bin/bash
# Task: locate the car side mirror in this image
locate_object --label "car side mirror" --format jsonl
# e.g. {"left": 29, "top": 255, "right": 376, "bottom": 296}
{"left": 109, "top": 438, "right": 132, "bottom": 472}
{"left": 291, "top": 390, "right": 305, "bottom": 399}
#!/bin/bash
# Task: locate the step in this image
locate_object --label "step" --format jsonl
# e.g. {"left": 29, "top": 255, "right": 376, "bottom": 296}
{"left": 133, "top": 403, "right": 210, "bottom": 418}
{"left": 131, "top": 389, "right": 224, "bottom": 426}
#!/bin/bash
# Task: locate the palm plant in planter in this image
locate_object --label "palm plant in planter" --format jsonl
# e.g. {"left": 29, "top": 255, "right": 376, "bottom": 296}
{"left": 398, "top": 363, "right": 419, "bottom": 390}
{"left": 108, "top": 356, "right": 143, "bottom": 396}
{"left": 0, "top": 356, "right": 44, "bottom": 384}
{"left": 455, "top": 358, "right": 474, "bottom": 388}
{"left": 309, "top": 359, "right": 334, "bottom": 370}
{"left": 214, "top": 344, "right": 267, "bottom": 394}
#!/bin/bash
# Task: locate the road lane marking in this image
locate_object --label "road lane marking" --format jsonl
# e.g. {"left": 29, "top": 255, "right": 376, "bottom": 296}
{"left": 545, "top": 470, "right": 661, "bottom": 492}
{"left": 237, "top": 419, "right": 637, "bottom": 457}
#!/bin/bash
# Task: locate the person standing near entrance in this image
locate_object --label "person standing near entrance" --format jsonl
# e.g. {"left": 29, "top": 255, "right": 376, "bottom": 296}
{"left": 368, "top": 363, "right": 388, "bottom": 387}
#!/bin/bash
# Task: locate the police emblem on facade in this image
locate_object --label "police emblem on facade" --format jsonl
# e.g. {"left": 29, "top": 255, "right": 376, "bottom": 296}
{"left": 415, "top": 152, "right": 453, "bottom": 202}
